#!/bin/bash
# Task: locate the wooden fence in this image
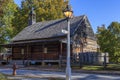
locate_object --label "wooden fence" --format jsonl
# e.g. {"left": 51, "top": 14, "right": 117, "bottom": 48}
{"left": 60, "top": 52, "right": 109, "bottom": 66}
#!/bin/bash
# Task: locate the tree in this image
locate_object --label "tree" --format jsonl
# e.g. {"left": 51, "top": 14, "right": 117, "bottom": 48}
{"left": 97, "top": 22, "right": 120, "bottom": 62}
{"left": 13, "top": 0, "right": 69, "bottom": 35}
{"left": 3, "top": 0, "right": 17, "bottom": 40}
{"left": 108, "top": 22, "right": 120, "bottom": 62}
{"left": 0, "top": 0, "right": 17, "bottom": 51}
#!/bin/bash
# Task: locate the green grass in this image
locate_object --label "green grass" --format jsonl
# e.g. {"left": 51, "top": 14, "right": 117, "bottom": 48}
{"left": 106, "top": 63, "right": 120, "bottom": 70}
{"left": 81, "top": 65, "right": 103, "bottom": 71}
{"left": 72, "top": 63, "right": 120, "bottom": 71}
{"left": 0, "top": 73, "right": 7, "bottom": 80}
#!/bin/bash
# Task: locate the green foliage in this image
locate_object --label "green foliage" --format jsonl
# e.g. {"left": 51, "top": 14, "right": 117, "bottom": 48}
{"left": 0, "top": 0, "right": 17, "bottom": 51}
{"left": 0, "top": 0, "right": 17, "bottom": 41}
{"left": 97, "top": 22, "right": 120, "bottom": 62}
{"left": 13, "top": 0, "right": 68, "bottom": 35}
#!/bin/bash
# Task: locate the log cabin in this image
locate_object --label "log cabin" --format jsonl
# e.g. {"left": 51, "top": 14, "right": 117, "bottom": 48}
{"left": 1, "top": 9, "right": 98, "bottom": 66}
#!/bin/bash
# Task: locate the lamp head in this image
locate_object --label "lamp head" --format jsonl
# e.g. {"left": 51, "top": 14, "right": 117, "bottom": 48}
{"left": 63, "top": 5, "right": 73, "bottom": 18}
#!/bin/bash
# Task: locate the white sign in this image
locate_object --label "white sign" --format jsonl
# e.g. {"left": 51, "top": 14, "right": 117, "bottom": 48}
{"left": 62, "top": 29, "right": 68, "bottom": 34}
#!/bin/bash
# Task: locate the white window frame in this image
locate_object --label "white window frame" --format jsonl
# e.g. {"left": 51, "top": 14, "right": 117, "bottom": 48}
{"left": 44, "top": 47, "right": 47, "bottom": 53}
{"left": 21, "top": 49, "right": 24, "bottom": 55}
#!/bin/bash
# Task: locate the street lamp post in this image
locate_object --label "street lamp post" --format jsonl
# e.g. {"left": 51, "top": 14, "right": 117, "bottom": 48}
{"left": 63, "top": 5, "right": 73, "bottom": 80}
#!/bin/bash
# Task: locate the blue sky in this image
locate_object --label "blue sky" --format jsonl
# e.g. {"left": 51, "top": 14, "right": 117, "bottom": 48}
{"left": 14, "top": 0, "right": 120, "bottom": 33}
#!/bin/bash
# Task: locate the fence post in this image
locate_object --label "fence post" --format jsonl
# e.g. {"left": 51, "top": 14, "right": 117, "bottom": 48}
{"left": 79, "top": 53, "right": 82, "bottom": 68}
{"left": 103, "top": 53, "right": 107, "bottom": 69}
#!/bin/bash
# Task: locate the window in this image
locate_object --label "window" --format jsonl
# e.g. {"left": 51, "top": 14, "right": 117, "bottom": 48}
{"left": 21, "top": 49, "right": 24, "bottom": 55}
{"left": 44, "top": 47, "right": 47, "bottom": 53}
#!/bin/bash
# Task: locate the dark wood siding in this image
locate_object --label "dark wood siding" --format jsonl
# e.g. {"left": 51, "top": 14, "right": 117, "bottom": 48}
{"left": 12, "top": 41, "right": 73, "bottom": 60}
{"left": 31, "top": 42, "right": 59, "bottom": 60}
{"left": 12, "top": 47, "right": 22, "bottom": 59}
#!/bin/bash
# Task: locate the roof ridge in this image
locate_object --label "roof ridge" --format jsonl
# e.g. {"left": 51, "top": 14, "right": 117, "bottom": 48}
{"left": 28, "top": 15, "right": 86, "bottom": 27}
{"left": 36, "top": 18, "right": 65, "bottom": 24}
{"left": 35, "top": 18, "right": 67, "bottom": 33}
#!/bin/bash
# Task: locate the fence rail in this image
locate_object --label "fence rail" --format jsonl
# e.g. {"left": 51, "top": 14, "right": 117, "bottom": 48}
{"left": 60, "top": 52, "right": 109, "bottom": 66}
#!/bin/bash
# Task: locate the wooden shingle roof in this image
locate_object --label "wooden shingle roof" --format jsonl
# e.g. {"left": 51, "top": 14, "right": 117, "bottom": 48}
{"left": 12, "top": 15, "right": 96, "bottom": 42}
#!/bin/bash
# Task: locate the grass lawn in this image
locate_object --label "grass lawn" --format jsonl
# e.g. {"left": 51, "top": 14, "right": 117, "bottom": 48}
{"left": 81, "top": 65, "right": 104, "bottom": 70}
{"left": 106, "top": 63, "right": 120, "bottom": 70}
{"left": 0, "top": 74, "right": 64, "bottom": 80}
{"left": 72, "top": 63, "right": 120, "bottom": 71}
{"left": 0, "top": 73, "right": 8, "bottom": 80}
{"left": 49, "top": 78, "right": 64, "bottom": 80}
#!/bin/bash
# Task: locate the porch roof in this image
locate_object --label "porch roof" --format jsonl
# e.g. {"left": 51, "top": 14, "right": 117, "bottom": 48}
{"left": 1, "top": 38, "right": 62, "bottom": 47}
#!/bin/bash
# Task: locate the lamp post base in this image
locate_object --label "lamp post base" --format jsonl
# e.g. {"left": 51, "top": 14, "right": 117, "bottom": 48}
{"left": 66, "top": 66, "right": 71, "bottom": 80}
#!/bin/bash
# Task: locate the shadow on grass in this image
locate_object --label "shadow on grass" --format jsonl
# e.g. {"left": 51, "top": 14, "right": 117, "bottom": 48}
{"left": 49, "top": 78, "right": 64, "bottom": 80}
{"left": 106, "top": 63, "right": 120, "bottom": 71}
{"left": 72, "top": 63, "right": 120, "bottom": 71}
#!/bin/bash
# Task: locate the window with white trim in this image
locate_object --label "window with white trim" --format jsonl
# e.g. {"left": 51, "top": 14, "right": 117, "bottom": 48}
{"left": 44, "top": 47, "right": 47, "bottom": 53}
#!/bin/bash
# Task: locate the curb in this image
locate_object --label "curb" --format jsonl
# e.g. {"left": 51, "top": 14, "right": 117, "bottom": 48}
{"left": 1, "top": 65, "right": 120, "bottom": 76}
{"left": 21, "top": 67, "right": 120, "bottom": 76}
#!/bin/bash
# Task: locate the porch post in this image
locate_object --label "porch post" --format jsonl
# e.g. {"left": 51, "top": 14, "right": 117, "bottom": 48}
{"left": 42, "top": 43, "right": 45, "bottom": 66}
{"left": 30, "top": 46, "right": 32, "bottom": 60}
{"left": 11, "top": 46, "right": 13, "bottom": 60}
{"left": 27, "top": 45, "right": 29, "bottom": 59}
{"left": 60, "top": 42, "right": 63, "bottom": 57}
{"left": 59, "top": 42, "right": 63, "bottom": 68}
{"left": 42, "top": 43, "right": 45, "bottom": 60}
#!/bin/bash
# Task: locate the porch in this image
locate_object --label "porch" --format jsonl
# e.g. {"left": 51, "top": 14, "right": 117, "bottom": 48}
{"left": 1, "top": 39, "right": 72, "bottom": 66}
{"left": 12, "top": 52, "right": 60, "bottom": 60}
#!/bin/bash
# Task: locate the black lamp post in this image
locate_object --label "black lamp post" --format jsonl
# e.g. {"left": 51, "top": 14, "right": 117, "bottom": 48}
{"left": 63, "top": 5, "right": 73, "bottom": 80}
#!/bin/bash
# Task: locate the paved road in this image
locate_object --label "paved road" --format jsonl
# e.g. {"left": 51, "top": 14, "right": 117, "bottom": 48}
{"left": 0, "top": 68, "right": 120, "bottom": 80}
